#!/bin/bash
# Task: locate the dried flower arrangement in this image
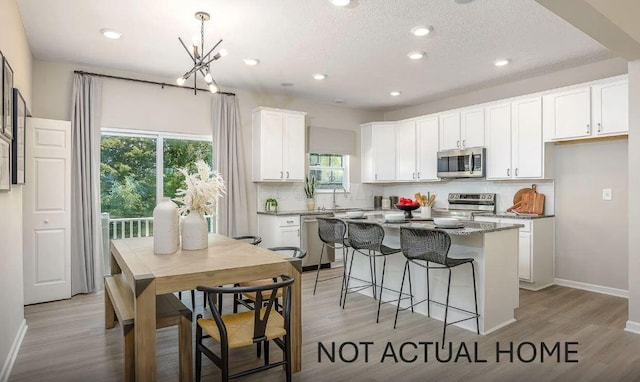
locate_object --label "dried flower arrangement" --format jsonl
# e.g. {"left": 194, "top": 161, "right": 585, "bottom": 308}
{"left": 173, "top": 160, "right": 226, "bottom": 216}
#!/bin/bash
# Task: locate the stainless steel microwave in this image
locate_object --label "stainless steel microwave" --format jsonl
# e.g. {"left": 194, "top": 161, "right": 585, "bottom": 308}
{"left": 437, "top": 147, "right": 486, "bottom": 178}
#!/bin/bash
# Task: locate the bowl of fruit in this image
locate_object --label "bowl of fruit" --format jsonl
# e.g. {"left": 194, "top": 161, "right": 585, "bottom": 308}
{"left": 395, "top": 197, "right": 421, "bottom": 218}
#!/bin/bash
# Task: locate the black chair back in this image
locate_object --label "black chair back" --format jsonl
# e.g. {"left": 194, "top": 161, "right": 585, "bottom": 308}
{"left": 346, "top": 221, "right": 385, "bottom": 252}
{"left": 268, "top": 246, "right": 307, "bottom": 259}
{"left": 400, "top": 227, "right": 452, "bottom": 266}
{"left": 233, "top": 235, "right": 263, "bottom": 246}
{"left": 317, "top": 217, "right": 347, "bottom": 245}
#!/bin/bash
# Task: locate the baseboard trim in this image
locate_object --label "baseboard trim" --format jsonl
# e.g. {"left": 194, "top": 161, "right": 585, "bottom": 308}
{"left": 483, "top": 318, "right": 517, "bottom": 335}
{"left": 625, "top": 320, "right": 640, "bottom": 334}
{"left": 0, "top": 319, "right": 27, "bottom": 382}
{"left": 554, "top": 278, "right": 628, "bottom": 298}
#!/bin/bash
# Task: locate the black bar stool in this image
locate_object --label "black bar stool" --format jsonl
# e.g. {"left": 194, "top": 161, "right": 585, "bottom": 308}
{"left": 313, "top": 217, "right": 350, "bottom": 305}
{"left": 343, "top": 221, "right": 401, "bottom": 323}
{"left": 394, "top": 227, "right": 480, "bottom": 347}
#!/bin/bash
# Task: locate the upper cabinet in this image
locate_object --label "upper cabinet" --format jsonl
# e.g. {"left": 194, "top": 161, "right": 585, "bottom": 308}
{"left": 361, "top": 122, "right": 396, "bottom": 182}
{"left": 395, "top": 116, "right": 439, "bottom": 182}
{"left": 485, "top": 102, "right": 512, "bottom": 180}
{"left": 439, "top": 107, "right": 484, "bottom": 150}
{"left": 543, "top": 77, "right": 628, "bottom": 141}
{"left": 252, "top": 107, "right": 307, "bottom": 182}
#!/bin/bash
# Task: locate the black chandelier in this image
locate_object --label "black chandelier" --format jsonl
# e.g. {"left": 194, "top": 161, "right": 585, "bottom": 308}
{"left": 176, "top": 11, "right": 227, "bottom": 94}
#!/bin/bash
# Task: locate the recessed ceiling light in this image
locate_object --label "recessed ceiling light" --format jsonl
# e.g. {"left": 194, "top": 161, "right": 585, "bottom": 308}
{"left": 390, "top": 91, "right": 401, "bottom": 97}
{"left": 313, "top": 73, "right": 327, "bottom": 80}
{"left": 280, "top": 82, "right": 294, "bottom": 87}
{"left": 329, "top": 0, "right": 350, "bottom": 6}
{"left": 411, "top": 26, "right": 433, "bottom": 37}
{"left": 407, "top": 51, "right": 426, "bottom": 60}
{"left": 100, "top": 28, "right": 122, "bottom": 39}
{"left": 494, "top": 58, "right": 511, "bottom": 67}
{"left": 455, "top": 0, "right": 474, "bottom": 4}
{"left": 243, "top": 58, "right": 260, "bottom": 66}
{"left": 334, "top": 99, "right": 345, "bottom": 104}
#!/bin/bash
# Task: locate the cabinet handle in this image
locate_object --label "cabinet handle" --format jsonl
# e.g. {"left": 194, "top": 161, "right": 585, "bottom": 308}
{"left": 412, "top": 172, "right": 416, "bottom": 179}
{"left": 586, "top": 124, "right": 590, "bottom": 134}
{"left": 375, "top": 173, "right": 378, "bottom": 180}
{"left": 286, "top": 171, "right": 290, "bottom": 178}
{"left": 462, "top": 139, "right": 466, "bottom": 147}
{"left": 597, "top": 123, "right": 601, "bottom": 133}
{"left": 280, "top": 171, "right": 283, "bottom": 179}
{"left": 515, "top": 168, "right": 518, "bottom": 177}
{"left": 456, "top": 140, "right": 460, "bottom": 148}
{"left": 297, "top": 229, "right": 300, "bottom": 237}
{"left": 287, "top": 220, "right": 294, "bottom": 224}
{"left": 507, "top": 168, "right": 510, "bottom": 176}
{"left": 417, "top": 172, "right": 420, "bottom": 179}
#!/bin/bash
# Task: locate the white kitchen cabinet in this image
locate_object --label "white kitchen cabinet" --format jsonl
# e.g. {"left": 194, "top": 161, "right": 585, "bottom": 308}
{"left": 361, "top": 122, "right": 396, "bottom": 182}
{"left": 485, "top": 102, "right": 512, "bottom": 180}
{"left": 592, "top": 79, "right": 629, "bottom": 136}
{"left": 394, "top": 115, "right": 439, "bottom": 182}
{"left": 257, "top": 214, "right": 301, "bottom": 249}
{"left": 252, "top": 107, "right": 307, "bottom": 182}
{"left": 474, "top": 216, "right": 554, "bottom": 290}
{"left": 486, "top": 97, "right": 548, "bottom": 180}
{"left": 543, "top": 87, "right": 591, "bottom": 140}
{"left": 439, "top": 108, "right": 484, "bottom": 151}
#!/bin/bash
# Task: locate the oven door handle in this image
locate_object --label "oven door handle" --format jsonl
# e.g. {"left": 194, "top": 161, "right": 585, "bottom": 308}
{"left": 469, "top": 153, "right": 474, "bottom": 175}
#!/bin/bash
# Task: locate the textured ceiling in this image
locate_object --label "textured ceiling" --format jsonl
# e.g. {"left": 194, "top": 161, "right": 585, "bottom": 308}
{"left": 17, "top": 0, "right": 613, "bottom": 110}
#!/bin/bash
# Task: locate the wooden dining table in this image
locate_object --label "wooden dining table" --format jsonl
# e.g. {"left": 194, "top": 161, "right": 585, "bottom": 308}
{"left": 108, "top": 234, "right": 303, "bottom": 381}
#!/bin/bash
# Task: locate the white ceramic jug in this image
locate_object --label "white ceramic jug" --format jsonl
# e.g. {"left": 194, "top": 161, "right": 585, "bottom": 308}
{"left": 153, "top": 198, "right": 180, "bottom": 254}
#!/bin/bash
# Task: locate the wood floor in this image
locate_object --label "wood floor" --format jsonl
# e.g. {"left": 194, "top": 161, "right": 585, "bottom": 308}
{"left": 10, "top": 268, "right": 640, "bottom": 381}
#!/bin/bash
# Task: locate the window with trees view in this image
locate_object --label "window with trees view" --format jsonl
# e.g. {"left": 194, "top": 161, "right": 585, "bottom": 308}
{"left": 308, "top": 153, "right": 349, "bottom": 191}
{"left": 100, "top": 132, "right": 213, "bottom": 220}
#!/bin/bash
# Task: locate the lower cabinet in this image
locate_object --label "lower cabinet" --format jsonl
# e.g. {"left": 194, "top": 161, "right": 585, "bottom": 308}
{"left": 474, "top": 216, "right": 554, "bottom": 290}
{"left": 257, "top": 214, "right": 301, "bottom": 249}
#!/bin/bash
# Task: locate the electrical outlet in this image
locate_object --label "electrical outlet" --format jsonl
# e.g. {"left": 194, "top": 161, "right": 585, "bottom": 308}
{"left": 602, "top": 188, "right": 612, "bottom": 201}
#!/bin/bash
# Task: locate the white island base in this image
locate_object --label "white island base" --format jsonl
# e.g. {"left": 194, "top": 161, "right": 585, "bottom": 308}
{"left": 345, "top": 225, "right": 520, "bottom": 335}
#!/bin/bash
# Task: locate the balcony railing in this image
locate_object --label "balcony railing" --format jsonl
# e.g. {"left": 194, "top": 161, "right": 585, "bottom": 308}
{"left": 104, "top": 214, "right": 216, "bottom": 240}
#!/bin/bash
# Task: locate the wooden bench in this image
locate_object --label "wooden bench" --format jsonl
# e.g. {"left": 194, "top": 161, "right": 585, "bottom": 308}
{"left": 105, "top": 274, "right": 193, "bottom": 382}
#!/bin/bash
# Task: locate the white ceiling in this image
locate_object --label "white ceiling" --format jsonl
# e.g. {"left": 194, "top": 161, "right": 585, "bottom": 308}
{"left": 17, "top": 0, "right": 613, "bottom": 111}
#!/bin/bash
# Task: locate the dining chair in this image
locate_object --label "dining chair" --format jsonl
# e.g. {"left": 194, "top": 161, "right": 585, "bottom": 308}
{"left": 195, "top": 276, "right": 295, "bottom": 382}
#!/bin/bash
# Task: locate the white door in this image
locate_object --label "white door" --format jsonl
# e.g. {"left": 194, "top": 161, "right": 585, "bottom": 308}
{"left": 261, "top": 111, "right": 284, "bottom": 180}
{"left": 373, "top": 123, "right": 396, "bottom": 181}
{"left": 416, "top": 116, "right": 439, "bottom": 181}
{"left": 547, "top": 87, "right": 591, "bottom": 140}
{"left": 592, "top": 80, "right": 629, "bottom": 136}
{"left": 438, "top": 112, "right": 460, "bottom": 150}
{"left": 460, "top": 107, "right": 484, "bottom": 148}
{"left": 518, "top": 232, "right": 532, "bottom": 281}
{"left": 283, "top": 113, "right": 305, "bottom": 181}
{"left": 395, "top": 120, "right": 416, "bottom": 181}
{"left": 23, "top": 118, "right": 71, "bottom": 304}
{"left": 512, "top": 97, "right": 543, "bottom": 179}
{"left": 485, "top": 103, "right": 512, "bottom": 180}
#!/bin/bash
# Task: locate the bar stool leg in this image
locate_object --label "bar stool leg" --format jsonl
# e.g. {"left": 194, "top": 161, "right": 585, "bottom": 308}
{"left": 343, "top": 248, "right": 356, "bottom": 309}
{"left": 369, "top": 254, "right": 377, "bottom": 300}
{"left": 394, "top": 260, "right": 409, "bottom": 329}
{"left": 426, "top": 263, "right": 431, "bottom": 317}
{"left": 339, "top": 246, "right": 348, "bottom": 306}
{"left": 376, "top": 256, "right": 387, "bottom": 323}
{"left": 471, "top": 262, "right": 480, "bottom": 334}
{"left": 313, "top": 244, "right": 326, "bottom": 295}
{"left": 442, "top": 268, "right": 452, "bottom": 349}
{"left": 407, "top": 262, "right": 414, "bottom": 313}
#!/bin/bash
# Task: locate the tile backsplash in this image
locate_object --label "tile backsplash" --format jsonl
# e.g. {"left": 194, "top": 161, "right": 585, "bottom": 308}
{"left": 257, "top": 179, "right": 554, "bottom": 214}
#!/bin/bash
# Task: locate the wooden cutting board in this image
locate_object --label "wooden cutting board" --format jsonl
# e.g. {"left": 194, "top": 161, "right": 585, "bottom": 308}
{"left": 516, "top": 184, "right": 545, "bottom": 215}
{"left": 513, "top": 187, "right": 533, "bottom": 204}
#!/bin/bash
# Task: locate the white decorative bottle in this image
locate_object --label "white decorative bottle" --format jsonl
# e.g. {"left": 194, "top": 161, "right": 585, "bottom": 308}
{"left": 181, "top": 211, "right": 209, "bottom": 250}
{"left": 153, "top": 198, "right": 179, "bottom": 255}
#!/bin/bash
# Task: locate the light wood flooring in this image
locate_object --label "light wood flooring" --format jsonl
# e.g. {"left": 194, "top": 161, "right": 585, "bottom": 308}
{"left": 10, "top": 268, "right": 640, "bottom": 381}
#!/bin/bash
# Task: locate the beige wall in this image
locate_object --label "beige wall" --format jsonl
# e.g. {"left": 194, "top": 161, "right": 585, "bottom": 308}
{"left": 554, "top": 139, "right": 628, "bottom": 290}
{"left": 628, "top": 60, "right": 640, "bottom": 324}
{"left": 383, "top": 57, "right": 631, "bottom": 291}
{"left": 0, "top": 0, "right": 32, "bottom": 377}
{"left": 31, "top": 60, "right": 383, "bottom": 234}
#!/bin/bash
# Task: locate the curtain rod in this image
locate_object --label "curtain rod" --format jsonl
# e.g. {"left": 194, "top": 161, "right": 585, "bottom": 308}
{"left": 73, "top": 70, "right": 236, "bottom": 96}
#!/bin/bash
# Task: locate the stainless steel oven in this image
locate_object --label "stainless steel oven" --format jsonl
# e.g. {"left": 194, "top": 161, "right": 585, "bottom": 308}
{"left": 437, "top": 147, "right": 485, "bottom": 178}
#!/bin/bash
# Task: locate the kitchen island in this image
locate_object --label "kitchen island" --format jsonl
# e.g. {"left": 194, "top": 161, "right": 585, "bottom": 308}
{"left": 340, "top": 217, "right": 522, "bottom": 335}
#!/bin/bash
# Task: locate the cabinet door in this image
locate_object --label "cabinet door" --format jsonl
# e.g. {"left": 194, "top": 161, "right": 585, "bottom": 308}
{"left": 485, "top": 103, "right": 512, "bottom": 180}
{"left": 512, "top": 97, "right": 543, "bottom": 178}
{"left": 261, "top": 111, "right": 285, "bottom": 180}
{"left": 395, "top": 120, "right": 417, "bottom": 181}
{"left": 283, "top": 113, "right": 306, "bottom": 181}
{"left": 439, "top": 112, "right": 461, "bottom": 151}
{"left": 592, "top": 80, "right": 628, "bottom": 136}
{"left": 460, "top": 107, "right": 484, "bottom": 148}
{"left": 280, "top": 226, "right": 301, "bottom": 247}
{"left": 373, "top": 124, "right": 396, "bottom": 181}
{"left": 518, "top": 232, "right": 532, "bottom": 281}
{"left": 416, "top": 116, "right": 439, "bottom": 181}
{"left": 360, "top": 124, "right": 374, "bottom": 182}
{"left": 547, "top": 87, "right": 591, "bottom": 140}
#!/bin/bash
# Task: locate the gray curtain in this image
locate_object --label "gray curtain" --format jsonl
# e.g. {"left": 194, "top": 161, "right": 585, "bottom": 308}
{"left": 70, "top": 73, "right": 103, "bottom": 295}
{"left": 212, "top": 94, "right": 249, "bottom": 236}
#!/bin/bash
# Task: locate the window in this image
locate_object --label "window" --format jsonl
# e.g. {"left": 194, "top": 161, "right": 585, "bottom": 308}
{"left": 100, "top": 130, "right": 213, "bottom": 220}
{"left": 308, "top": 153, "right": 350, "bottom": 192}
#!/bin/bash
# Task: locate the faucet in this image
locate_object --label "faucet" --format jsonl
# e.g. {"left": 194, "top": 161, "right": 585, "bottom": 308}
{"left": 332, "top": 186, "right": 347, "bottom": 210}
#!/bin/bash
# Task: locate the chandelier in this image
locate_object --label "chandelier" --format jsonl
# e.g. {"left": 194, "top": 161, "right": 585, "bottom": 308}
{"left": 176, "top": 11, "right": 227, "bottom": 94}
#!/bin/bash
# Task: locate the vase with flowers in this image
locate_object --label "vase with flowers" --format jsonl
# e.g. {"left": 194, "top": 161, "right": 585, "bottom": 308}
{"left": 304, "top": 176, "right": 316, "bottom": 211}
{"left": 173, "top": 160, "right": 226, "bottom": 250}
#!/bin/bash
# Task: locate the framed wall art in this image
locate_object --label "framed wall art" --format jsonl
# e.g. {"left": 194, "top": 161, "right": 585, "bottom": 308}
{"left": 12, "top": 88, "right": 26, "bottom": 184}
{"left": 0, "top": 136, "right": 10, "bottom": 191}
{"left": 2, "top": 54, "right": 14, "bottom": 140}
